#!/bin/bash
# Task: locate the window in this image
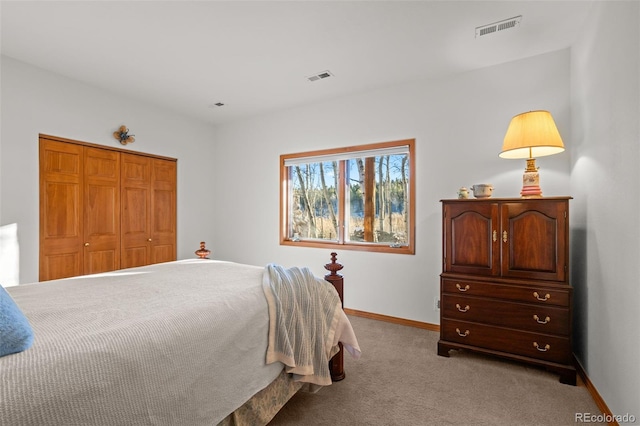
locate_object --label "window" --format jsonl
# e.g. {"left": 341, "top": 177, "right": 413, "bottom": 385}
{"left": 280, "top": 139, "right": 415, "bottom": 254}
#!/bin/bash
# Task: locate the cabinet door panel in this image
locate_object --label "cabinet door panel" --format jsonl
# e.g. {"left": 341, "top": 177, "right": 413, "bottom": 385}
{"left": 443, "top": 202, "right": 499, "bottom": 276}
{"left": 501, "top": 201, "right": 568, "bottom": 281}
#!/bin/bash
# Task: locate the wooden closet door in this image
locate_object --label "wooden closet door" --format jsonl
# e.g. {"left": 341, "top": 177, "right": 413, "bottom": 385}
{"left": 150, "top": 158, "right": 177, "bottom": 264}
{"left": 39, "top": 139, "right": 84, "bottom": 281}
{"left": 83, "top": 147, "right": 120, "bottom": 274}
{"left": 121, "top": 153, "right": 152, "bottom": 268}
{"left": 121, "top": 155, "right": 177, "bottom": 267}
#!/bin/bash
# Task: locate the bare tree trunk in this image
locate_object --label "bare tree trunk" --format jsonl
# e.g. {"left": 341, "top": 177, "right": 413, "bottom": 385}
{"left": 319, "top": 162, "right": 338, "bottom": 238}
{"left": 363, "top": 157, "right": 375, "bottom": 242}
{"left": 377, "top": 156, "right": 385, "bottom": 234}
{"left": 401, "top": 156, "right": 408, "bottom": 238}
{"left": 295, "top": 165, "right": 316, "bottom": 238}
{"left": 385, "top": 156, "right": 392, "bottom": 234}
{"left": 356, "top": 158, "right": 365, "bottom": 186}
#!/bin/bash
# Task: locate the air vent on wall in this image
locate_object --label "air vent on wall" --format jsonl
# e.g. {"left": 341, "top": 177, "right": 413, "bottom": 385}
{"left": 307, "top": 70, "right": 334, "bottom": 82}
{"left": 476, "top": 15, "right": 522, "bottom": 38}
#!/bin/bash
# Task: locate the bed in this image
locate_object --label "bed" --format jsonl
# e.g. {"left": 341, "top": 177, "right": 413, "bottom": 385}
{"left": 0, "top": 253, "right": 360, "bottom": 426}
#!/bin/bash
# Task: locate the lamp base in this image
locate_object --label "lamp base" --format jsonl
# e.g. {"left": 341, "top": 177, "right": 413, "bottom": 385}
{"left": 521, "top": 185, "right": 542, "bottom": 198}
{"left": 520, "top": 166, "right": 542, "bottom": 198}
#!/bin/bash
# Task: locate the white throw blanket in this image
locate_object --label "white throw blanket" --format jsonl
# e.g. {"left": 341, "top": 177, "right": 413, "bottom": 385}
{"left": 262, "top": 264, "right": 361, "bottom": 387}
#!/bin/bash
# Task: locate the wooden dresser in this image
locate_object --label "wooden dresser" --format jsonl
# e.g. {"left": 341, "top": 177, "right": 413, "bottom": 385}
{"left": 438, "top": 197, "right": 576, "bottom": 385}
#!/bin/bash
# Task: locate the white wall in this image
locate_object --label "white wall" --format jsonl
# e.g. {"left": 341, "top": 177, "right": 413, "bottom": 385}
{"left": 570, "top": 1, "right": 640, "bottom": 420}
{"left": 0, "top": 56, "right": 218, "bottom": 284}
{"left": 213, "top": 49, "right": 572, "bottom": 325}
{"left": 2, "top": 5, "right": 638, "bottom": 416}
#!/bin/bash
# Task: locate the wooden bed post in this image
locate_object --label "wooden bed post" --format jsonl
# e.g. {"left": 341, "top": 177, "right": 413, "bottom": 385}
{"left": 324, "top": 252, "right": 345, "bottom": 382}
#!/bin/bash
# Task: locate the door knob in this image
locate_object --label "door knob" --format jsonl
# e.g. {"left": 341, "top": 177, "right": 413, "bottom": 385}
{"left": 84, "top": 242, "right": 89, "bottom": 247}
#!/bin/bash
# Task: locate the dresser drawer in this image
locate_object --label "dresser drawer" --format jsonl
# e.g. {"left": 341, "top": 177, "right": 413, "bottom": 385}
{"left": 441, "top": 319, "right": 572, "bottom": 364}
{"left": 442, "top": 294, "right": 570, "bottom": 335}
{"left": 442, "top": 278, "right": 570, "bottom": 307}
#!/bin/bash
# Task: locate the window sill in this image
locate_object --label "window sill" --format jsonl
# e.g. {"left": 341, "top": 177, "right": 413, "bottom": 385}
{"left": 280, "top": 239, "right": 414, "bottom": 255}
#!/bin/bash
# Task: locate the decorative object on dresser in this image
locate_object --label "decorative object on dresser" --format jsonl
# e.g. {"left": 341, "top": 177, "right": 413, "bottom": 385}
{"left": 470, "top": 184, "right": 494, "bottom": 198}
{"left": 499, "top": 110, "right": 565, "bottom": 198}
{"left": 438, "top": 197, "right": 576, "bottom": 385}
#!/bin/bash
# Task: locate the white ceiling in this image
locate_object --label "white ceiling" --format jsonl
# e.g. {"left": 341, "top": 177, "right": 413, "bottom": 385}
{"left": 1, "top": 1, "right": 594, "bottom": 126}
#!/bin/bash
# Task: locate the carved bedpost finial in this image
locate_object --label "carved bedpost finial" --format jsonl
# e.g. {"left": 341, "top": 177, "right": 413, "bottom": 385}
{"left": 323, "top": 252, "right": 345, "bottom": 382}
{"left": 195, "top": 241, "right": 211, "bottom": 259}
{"left": 324, "top": 252, "right": 343, "bottom": 277}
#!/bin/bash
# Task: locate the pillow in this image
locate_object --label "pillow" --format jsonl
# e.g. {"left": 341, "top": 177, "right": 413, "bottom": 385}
{"left": 0, "top": 286, "right": 34, "bottom": 357}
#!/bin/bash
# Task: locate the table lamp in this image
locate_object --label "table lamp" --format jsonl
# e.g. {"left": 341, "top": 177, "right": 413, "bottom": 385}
{"left": 499, "top": 110, "right": 565, "bottom": 198}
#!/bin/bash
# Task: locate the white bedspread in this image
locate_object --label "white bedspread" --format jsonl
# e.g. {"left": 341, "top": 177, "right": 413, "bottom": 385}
{"left": 0, "top": 260, "right": 284, "bottom": 425}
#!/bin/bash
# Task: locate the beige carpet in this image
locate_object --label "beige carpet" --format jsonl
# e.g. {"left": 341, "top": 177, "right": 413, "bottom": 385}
{"left": 269, "top": 315, "right": 604, "bottom": 425}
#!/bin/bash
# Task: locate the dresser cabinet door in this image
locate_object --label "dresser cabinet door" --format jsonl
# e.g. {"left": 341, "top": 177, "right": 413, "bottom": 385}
{"left": 501, "top": 200, "right": 568, "bottom": 281}
{"left": 443, "top": 202, "right": 499, "bottom": 276}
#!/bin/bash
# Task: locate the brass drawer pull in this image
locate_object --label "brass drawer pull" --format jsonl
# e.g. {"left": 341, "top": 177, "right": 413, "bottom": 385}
{"left": 533, "top": 292, "right": 551, "bottom": 301}
{"left": 502, "top": 230, "right": 508, "bottom": 243}
{"left": 456, "top": 304, "right": 470, "bottom": 313}
{"left": 455, "top": 328, "right": 470, "bottom": 337}
{"left": 455, "top": 283, "right": 470, "bottom": 292}
{"left": 533, "top": 314, "right": 551, "bottom": 324}
{"left": 492, "top": 230, "right": 497, "bottom": 242}
{"left": 533, "top": 342, "right": 551, "bottom": 352}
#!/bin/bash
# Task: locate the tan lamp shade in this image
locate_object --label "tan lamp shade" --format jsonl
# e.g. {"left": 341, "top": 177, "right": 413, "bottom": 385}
{"left": 500, "top": 110, "right": 565, "bottom": 159}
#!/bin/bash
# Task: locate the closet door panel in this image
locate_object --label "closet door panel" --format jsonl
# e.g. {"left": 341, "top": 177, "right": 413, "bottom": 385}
{"left": 84, "top": 147, "right": 120, "bottom": 274}
{"left": 121, "top": 154, "right": 152, "bottom": 267}
{"left": 39, "top": 139, "right": 84, "bottom": 281}
{"left": 150, "top": 159, "right": 177, "bottom": 264}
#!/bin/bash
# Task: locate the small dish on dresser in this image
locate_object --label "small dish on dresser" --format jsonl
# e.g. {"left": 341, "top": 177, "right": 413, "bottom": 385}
{"left": 470, "top": 184, "right": 494, "bottom": 198}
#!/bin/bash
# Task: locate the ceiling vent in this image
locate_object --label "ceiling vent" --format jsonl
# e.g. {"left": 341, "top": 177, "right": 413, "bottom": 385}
{"left": 307, "top": 70, "right": 334, "bottom": 82}
{"left": 476, "top": 15, "right": 522, "bottom": 38}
